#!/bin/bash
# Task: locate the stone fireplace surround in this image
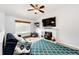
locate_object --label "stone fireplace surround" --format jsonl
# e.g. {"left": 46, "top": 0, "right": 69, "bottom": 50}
{"left": 41, "top": 27, "right": 58, "bottom": 40}
{"left": 40, "top": 27, "right": 59, "bottom": 41}
{"left": 35, "top": 27, "right": 59, "bottom": 42}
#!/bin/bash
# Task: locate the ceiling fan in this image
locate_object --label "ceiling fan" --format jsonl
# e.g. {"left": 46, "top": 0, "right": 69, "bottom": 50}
{"left": 27, "top": 4, "right": 45, "bottom": 14}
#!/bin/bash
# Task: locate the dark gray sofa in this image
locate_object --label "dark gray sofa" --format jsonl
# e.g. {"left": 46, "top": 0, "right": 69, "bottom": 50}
{"left": 3, "top": 33, "right": 18, "bottom": 55}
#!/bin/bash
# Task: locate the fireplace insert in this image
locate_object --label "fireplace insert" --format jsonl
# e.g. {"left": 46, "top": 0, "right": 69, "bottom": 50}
{"left": 44, "top": 32, "right": 52, "bottom": 40}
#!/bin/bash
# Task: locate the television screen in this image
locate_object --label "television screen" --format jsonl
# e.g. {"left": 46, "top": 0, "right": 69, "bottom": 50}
{"left": 42, "top": 17, "right": 56, "bottom": 27}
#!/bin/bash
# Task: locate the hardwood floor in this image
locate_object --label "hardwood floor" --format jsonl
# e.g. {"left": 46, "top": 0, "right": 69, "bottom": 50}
{"left": 24, "top": 37, "right": 41, "bottom": 43}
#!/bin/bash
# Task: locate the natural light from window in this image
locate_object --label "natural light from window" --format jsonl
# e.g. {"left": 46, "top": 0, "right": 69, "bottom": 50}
{"left": 15, "top": 22, "right": 31, "bottom": 34}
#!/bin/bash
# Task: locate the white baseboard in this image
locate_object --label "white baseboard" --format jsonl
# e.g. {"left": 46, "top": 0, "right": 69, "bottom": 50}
{"left": 58, "top": 42, "right": 79, "bottom": 51}
{"left": 44, "top": 39, "right": 79, "bottom": 51}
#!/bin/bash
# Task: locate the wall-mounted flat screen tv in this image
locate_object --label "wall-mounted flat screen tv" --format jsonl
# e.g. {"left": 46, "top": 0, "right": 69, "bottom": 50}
{"left": 42, "top": 17, "right": 56, "bottom": 27}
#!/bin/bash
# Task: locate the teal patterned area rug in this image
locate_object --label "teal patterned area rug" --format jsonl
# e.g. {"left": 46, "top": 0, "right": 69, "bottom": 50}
{"left": 31, "top": 39, "right": 79, "bottom": 55}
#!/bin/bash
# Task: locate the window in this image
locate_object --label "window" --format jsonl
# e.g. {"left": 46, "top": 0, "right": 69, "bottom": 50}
{"left": 15, "top": 20, "right": 31, "bottom": 34}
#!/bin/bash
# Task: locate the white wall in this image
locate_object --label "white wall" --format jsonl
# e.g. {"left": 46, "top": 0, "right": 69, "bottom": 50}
{"left": 38, "top": 5, "right": 79, "bottom": 48}
{"left": 53, "top": 5, "right": 79, "bottom": 48}
{"left": 0, "top": 12, "right": 5, "bottom": 32}
{"left": 5, "top": 16, "right": 16, "bottom": 34}
{"left": 30, "top": 21, "right": 36, "bottom": 33}
{"left": 0, "top": 12, "right": 5, "bottom": 55}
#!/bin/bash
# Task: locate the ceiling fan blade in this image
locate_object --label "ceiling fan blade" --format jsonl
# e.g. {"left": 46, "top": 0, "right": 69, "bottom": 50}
{"left": 39, "top": 10, "right": 44, "bottom": 13}
{"left": 39, "top": 5, "right": 45, "bottom": 9}
{"left": 30, "top": 4, "right": 36, "bottom": 8}
{"left": 27, "top": 9, "right": 34, "bottom": 11}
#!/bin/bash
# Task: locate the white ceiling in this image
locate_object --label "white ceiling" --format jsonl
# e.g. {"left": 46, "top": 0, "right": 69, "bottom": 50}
{"left": 0, "top": 4, "right": 66, "bottom": 20}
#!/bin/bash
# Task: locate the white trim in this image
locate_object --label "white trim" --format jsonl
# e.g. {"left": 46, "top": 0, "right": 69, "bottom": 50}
{"left": 58, "top": 42, "right": 79, "bottom": 51}
{"left": 44, "top": 39, "right": 79, "bottom": 51}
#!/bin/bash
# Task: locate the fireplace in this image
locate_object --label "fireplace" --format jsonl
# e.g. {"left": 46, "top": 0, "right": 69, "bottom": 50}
{"left": 40, "top": 28, "right": 58, "bottom": 42}
{"left": 44, "top": 32, "right": 52, "bottom": 40}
